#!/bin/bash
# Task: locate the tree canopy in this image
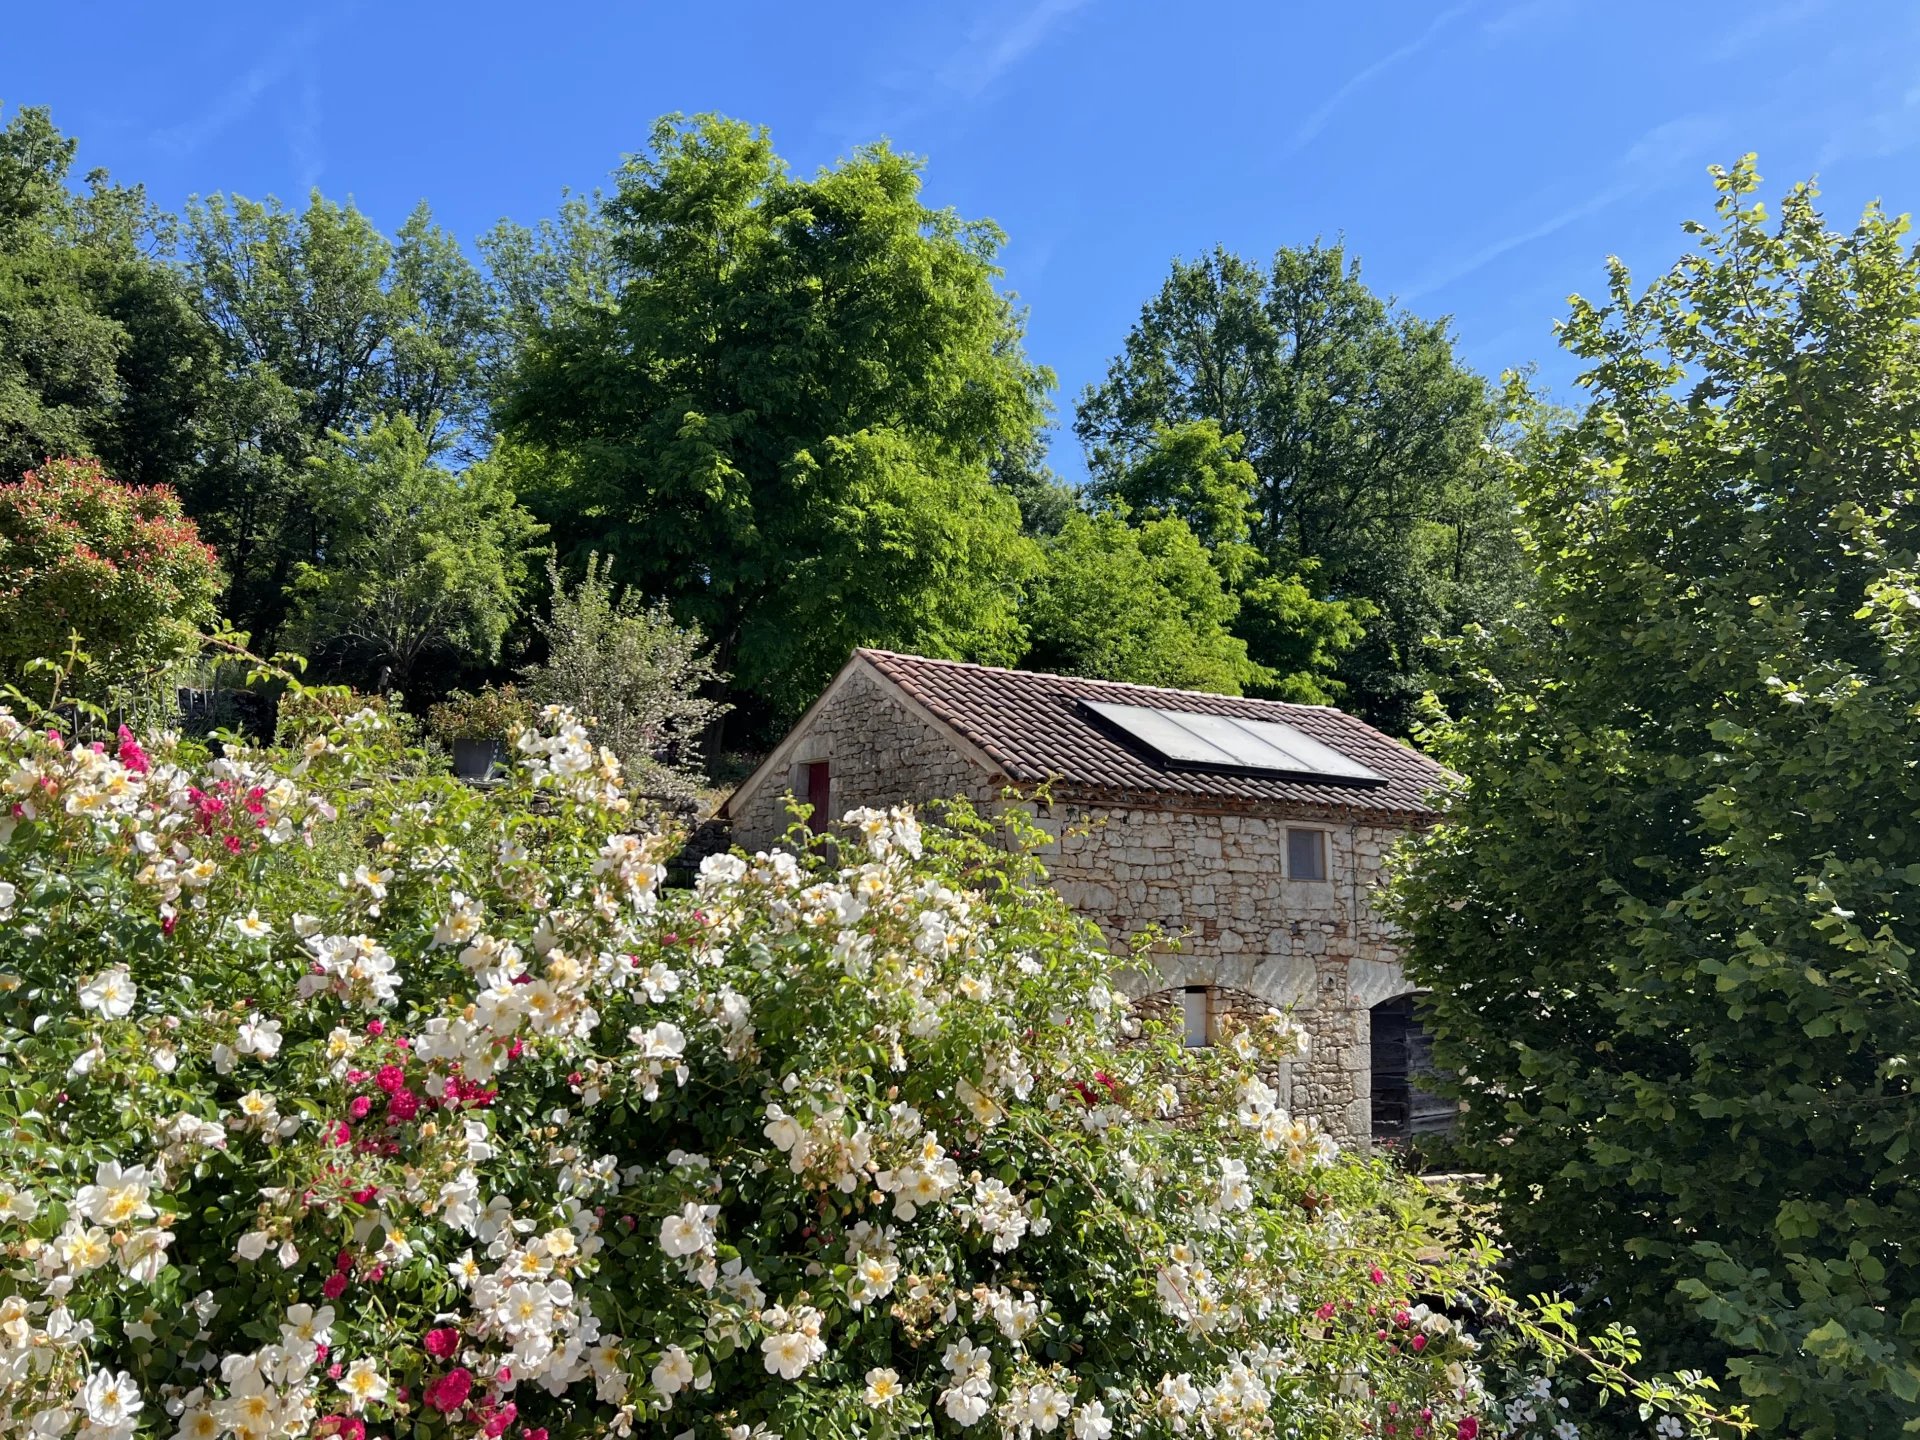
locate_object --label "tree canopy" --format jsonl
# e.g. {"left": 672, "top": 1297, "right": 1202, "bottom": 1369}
{"left": 285, "top": 417, "right": 542, "bottom": 689}
{"left": 1077, "top": 243, "right": 1525, "bottom": 731}
{"left": 179, "top": 191, "right": 499, "bottom": 649}
{"left": 499, "top": 114, "right": 1049, "bottom": 727}
{"left": 1022, "top": 509, "right": 1262, "bottom": 695}
{"left": 0, "top": 106, "right": 219, "bottom": 496}
{"left": 1391, "top": 159, "right": 1920, "bottom": 1437}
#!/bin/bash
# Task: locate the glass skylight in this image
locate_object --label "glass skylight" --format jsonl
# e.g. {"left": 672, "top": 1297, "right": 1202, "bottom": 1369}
{"left": 1080, "top": 700, "right": 1385, "bottom": 785}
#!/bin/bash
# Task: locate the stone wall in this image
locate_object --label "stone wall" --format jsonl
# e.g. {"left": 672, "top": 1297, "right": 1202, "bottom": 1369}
{"left": 1021, "top": 799, "right": 1417, "bottom": 1148}
{"left": 727, "top": 664, "right": 1423, "bottom": 1149}
{"left": 728, "top": 668, "right": 1002, "bottom": 852}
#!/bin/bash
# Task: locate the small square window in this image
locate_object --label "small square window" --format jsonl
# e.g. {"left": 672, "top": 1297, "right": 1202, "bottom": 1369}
{"left": 1180, "top": 987, "right": 1213, "bottom": 1048}
{"left": 1287, "top": 827, "right": 1327, "bottom": 882}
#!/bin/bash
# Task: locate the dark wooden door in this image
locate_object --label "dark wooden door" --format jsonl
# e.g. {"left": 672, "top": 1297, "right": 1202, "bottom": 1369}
{"left": 1370, "top": 995, "right": 1454, "bottom": 1143}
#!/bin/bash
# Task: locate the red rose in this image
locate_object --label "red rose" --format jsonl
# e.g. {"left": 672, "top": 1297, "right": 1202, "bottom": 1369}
{"left": 424, "top": 1367, "right": 473, "bottom": 1414}
{"left": 424, "top": 1327, "right": 460, "bottom": 1360}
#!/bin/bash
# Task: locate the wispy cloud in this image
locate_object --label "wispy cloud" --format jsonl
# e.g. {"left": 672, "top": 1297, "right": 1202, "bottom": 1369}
{"left": 940, "top": 0, "right": 1097, "bottom": 101}
{"left": 1708, "top": 0, "right": 1828, "bottom": 61}
{"left": 1289, "top": 4, "right": 1473, "bottom": 153}
{"left": 1403, "top": 115, "right": 1729, "bottom": 301}
{"left": 286, "top": 72, "right": 325, "bottom": 194}
{"left": 1481, "top": 0, "right": 1575, "bottom": 41}
{"left": 152, "top": 13, "right": 330, "bottom": 159}
{"left": 1813, "top": 60, "right": 1920, "bottom": 168}
{"left": 827, "top": 0, "right": 1097, "bottom": 154}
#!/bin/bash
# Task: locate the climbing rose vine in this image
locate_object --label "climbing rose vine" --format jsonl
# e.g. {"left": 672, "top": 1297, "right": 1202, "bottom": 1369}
{"left": 0, "top": 698, "right": 1737, "bottom": 1439}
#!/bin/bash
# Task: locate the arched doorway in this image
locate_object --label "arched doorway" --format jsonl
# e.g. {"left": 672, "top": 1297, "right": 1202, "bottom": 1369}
{"left": 1369, "top": 994, "right": 1453, "bottom": 1145}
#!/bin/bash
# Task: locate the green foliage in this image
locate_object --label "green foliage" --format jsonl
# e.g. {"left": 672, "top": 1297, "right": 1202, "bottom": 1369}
{"left": 0, "top": 693, "right": 1741, "bottom": 1439}
{"left": 180, "top": 191, "right": 500, "bottom": 646}
{"left": 0, "top": 106, "right": 221, "bottom": 492}
{"left": 427, "top": 681, "right": 533, "bottom": 744}
{"left": 1077, "top": 242, "right": 1526, "bottom": 731}
{"left": 1390, "top": 158, "right": 1920, "bottom": 1437}
{"left": 1023, "top": 508, "right": 1262, "bottom": 694}
{"left": 1086, "top": 418, "right": 1364, "bottom": 702}
{"left": 0, "top": 456, "right": 221, "bottom": 703}
{"left": 498, "top": 114, "right": 1049, "bottom": 728}
{"left": 286, "top": 416, "right": 542, "bottom": 690}
{"left": 521, "top": 553, "right": 728, "bottom": 802}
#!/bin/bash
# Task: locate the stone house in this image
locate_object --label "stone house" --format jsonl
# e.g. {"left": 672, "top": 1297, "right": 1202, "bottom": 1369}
{"left": 724, "top": 649, "right": 1453, "bottom": 1151}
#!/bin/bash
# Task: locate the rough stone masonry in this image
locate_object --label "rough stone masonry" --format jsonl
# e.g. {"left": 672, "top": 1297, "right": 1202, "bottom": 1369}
{"left": 726, "top": 651, "right": 1446, "bottom": 1150}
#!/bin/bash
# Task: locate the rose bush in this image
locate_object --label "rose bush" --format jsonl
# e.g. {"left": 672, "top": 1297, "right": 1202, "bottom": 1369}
{"left": 0, "top": 693, "right": 1738, "bottom": 1440}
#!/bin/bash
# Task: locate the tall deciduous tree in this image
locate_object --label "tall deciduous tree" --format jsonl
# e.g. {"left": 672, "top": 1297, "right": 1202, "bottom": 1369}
{"left": 1392, "top": 160, "right": 1920, "bottom": 1436}
{"left": 497, "top": 115, "right": 1049, "bottom": 730}
{"left": 1022, "top": 509, "right": 1260, "bottom": 695}
{"left": 1077, "top": 243, "right": 1523, "bottom": 731}
{"left": 286, "top": 417, "right": 541, "bottom": 690}
{"left": 0, "top": 106, "right": 221, "bottom": 492}
{"left": 180, "top": 192, "right": 497, "bottom": 646}
{"left": 1088, "top": 419, "right": 1363, "bottom": 700}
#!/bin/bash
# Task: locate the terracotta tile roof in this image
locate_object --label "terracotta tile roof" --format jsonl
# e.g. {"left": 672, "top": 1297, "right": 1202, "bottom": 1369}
{"left": 860, "top": 649, "right": 1448, "bottom": 819}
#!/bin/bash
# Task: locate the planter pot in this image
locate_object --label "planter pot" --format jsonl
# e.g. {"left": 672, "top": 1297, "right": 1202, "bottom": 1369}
{"left": 451, "top": 737, "right": 508, "bottom": 782}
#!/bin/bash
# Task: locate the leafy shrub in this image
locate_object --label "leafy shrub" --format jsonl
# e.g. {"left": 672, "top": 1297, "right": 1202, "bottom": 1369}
{"left": 0, "top": 456, "right": 222, "bottom": 704}
{"left": 1391, "top": 159, "right": 1920, "bottom": 1437}
{"left": 0, "top": 696, "right": 1736, "bottom": 1439}
{"left": 428, "top": 684, "right": 534, "bottom": 744}
{"left": 521, "top": 553, "right": 726, "bottom": 804}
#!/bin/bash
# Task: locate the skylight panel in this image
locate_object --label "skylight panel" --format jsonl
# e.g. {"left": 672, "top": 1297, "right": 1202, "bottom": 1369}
{"left": 1080, "top": 700, "right": 1385, "bottom": 785}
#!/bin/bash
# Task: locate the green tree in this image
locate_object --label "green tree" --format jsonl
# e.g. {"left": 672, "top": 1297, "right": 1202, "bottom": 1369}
{"left": 497, "top": 114, "right": 1049, "bottom": 730}
{"left": 0, "top": 106, "right": 221, "bottom": 491}
{"left": 1077, "top": 243, "right": 1522, "bottom": 731}
{"left": 1022, "top": 508, "right": 1259, "bottom": 694}
{"left": 1391, "top": 159, "right": 1920, "bottom": 1436}
{"left": 1087, "top": 418, "right": 1364, "bottom": 699}
{"left": 180, "top": 191, "right": 498, "bottom": 646}
{"left": 0, "top": 456, "right": 221, "bottom": 706}
{"left": 286, "top": 416, "right": 541, "bottom": 690}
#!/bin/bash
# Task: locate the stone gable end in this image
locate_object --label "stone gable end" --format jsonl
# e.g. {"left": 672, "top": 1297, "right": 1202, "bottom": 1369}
{"left": 728, "top": 666, "right": 1002, "bottom": 849}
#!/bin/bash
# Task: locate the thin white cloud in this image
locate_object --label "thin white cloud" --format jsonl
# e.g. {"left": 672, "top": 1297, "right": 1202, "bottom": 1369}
{"left": 830, "top": 0, "right": 1097, "bottom": 154}
{"left": 287, "top": 73, "right": 325, "bottom": 195}
{"left": 1289, "top": 4, "right": 1474, "bottom": 153}
{"left": 1481, "top": 0, "right": 1575, "bottom": 41}
{"left": 1403, "top": 115, "right": 1729, "bottom": 301}
{"left": 942, "top": 0, "right": 1098, "bottom": 101}
{"left": 1403, "top": 184, "right": 1633, "bottom": 302}
{"left": 152, "top": 13, "right": 330, "bottom": 158}
{"left": 1708, "top": 0, "right": 1827, "bottom": 61}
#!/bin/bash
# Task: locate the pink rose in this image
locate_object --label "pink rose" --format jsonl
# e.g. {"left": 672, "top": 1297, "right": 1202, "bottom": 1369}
{"left": 115, "top": 726, "right": 150, "bottom": 774}
{"left": 424, "top": 1368, "right": 473, "bottom": 1414}
{"left": 424, "top": 1327, "right": 460, "bottom": 1360}
{"left": 322, "top": 1272, "right": 349, "bottom": 1300}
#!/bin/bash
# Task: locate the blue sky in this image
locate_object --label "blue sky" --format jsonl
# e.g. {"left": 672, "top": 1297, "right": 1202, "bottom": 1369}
{"left": 10, "top": 1, "right": 1920, "bottom": 479}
